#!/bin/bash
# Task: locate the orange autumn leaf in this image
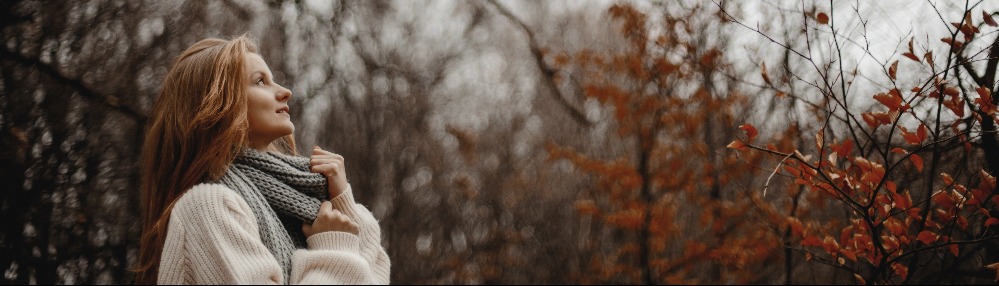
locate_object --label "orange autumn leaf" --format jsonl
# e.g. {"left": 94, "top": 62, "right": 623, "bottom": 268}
{"left": 889, "top": 60, "right": 898, "bottom": 80}
{"left": 941, "top": 37, "right": 964, "bottom": 49}
{"left": 949, "top": 244, "right": 960, "bottom": 257}
{"left": 942, "top": 173, "right": 955, "bottom": 185}
{"left": 900, "top": 124, "right": 928, "bottom": 145}
{"left": 739, "top": 123, "right": 758, "bottom": 143}
{"left": 727, "top": 140, "right": 748, "bottom": 151}
{"left": 816, "top": 12, "right": 829, "bottom": 24}
{"left": 944, "top": 85, "right": 961, "bottom": 98}
{"left": 985, "top": 11, "right": 999, "bottom": 27}
{"left": 862, "top": 112, "right": 881, "bottom": 128}
{"left": 917, "top": 230, "right": 938, "bottom": 244}
{"left": 874, "top": 91, "right": 906, "bottom": 110}
{"left": 986, "top": 262, "right": 999, "bottom": 282}
{"left": 933, "top": 190, "right": 956, "bottom": 210}
{"left": 892, "top": 190, "right": 913, "bottom": 210}
{"left": 821, "top": 236, "right": 840, "bottom": 254}
{"left": 884, "top": 217, "right": 905, "bottom": 236}
{"left": 944, "top": 95, "right": 966, "bottom": 117}
{"left": 802, "top": 235, "right": 822, "bottom": 247}
{"left": 910, "top": 154, "right": 924, "bottom": 172}
{"left": 831, "top": 139, "right": 854, "bottom": 157}
{"left": 839, "top": 248, "right": 858, "bottom": 262}
{"left": 903, "top": 38, "right": 920, "bottom": 62}
{"left": 980, "top": 169, "right": 997, "bottom": 191}
{"left": 854, "top": 274, "right": 866, "bottom": 285}
{"left": 893, "top": 263, "right": 910, "bottom": 279}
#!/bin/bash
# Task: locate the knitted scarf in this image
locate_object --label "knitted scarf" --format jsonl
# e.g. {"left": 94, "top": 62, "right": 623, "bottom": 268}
{"left": 216, "top": 148, "right": 328, "bottom": 280}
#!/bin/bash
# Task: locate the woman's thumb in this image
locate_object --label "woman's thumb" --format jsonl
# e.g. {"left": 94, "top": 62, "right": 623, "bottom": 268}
{"left": 302, "top": 223, "right": 313, "bottom": 235}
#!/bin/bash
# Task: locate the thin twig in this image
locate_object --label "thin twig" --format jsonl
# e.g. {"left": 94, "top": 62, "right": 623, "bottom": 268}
{"left": 764, "top": 152, "right": 795, "bottom": 197}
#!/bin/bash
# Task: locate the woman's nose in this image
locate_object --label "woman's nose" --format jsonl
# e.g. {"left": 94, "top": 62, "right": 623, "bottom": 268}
{"left": 277, "top": 85, "right": 292, "bottom": 102}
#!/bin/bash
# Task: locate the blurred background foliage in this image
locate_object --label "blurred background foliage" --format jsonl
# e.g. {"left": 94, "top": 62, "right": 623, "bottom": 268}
{"left": 3, "top": 0, "right": 999, "bottom": 284}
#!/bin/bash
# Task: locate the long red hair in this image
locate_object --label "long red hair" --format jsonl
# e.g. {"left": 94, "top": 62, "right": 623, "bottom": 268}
{"left": 134, "top": 34, "right": 295, "bottom": 284}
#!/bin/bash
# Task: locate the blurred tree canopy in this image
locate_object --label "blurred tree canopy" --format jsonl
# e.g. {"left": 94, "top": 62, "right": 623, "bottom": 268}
{"left": 2, "top": 0, "right": 999, "bottom": 284}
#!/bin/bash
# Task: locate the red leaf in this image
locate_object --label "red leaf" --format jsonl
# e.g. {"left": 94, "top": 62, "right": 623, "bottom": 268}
{"left": 884, "top": 217, "right": 905, "bottom": 236}
{"left": 874, "top": 90, "right": 908, "bottom": 111}
{"left": 893, "top": 263, "right": 910, "bottom": 279}
{"left": 949, "top": 244, "right": 960, "bottom": 257}
{"left": 944, "top": 95, "right": 966, "bottom": 117}
{"left": 893, "top": 190, "right": 912, "bottom": 210}
{"left": 910, "top": 154, "right": 924, "bottom": 172}
{"left": 903, "top": 52, "right": 920, "bottom": 62}
{"left": 831, "top": 139, "right": 854, "bottom": 157}
{"left": 889, "top": 60, "right": 899, "bottom": 80}
{"left": 917, "top": 230, "right": 938, "bottom": 244}
{"left": 980, "top": 169, "right": 996, "bottom": 191}
{"left": 802, "top": 235, "right": 822, "bottom": 247}
{"left": 739, "top": 124, "right": 759, "bottom": 143}
{"left": 862, "top": 112, "right": 880, "bottom": 128}
{"left": 727, "top": 140, "right": 748, "bottom": 151}
{"left": 986, "top": 262, "right": 999, "bottom": 282}
{"left": 942, "top": 173, "right": 955, "bottom": 185}
{"left": 944, "top": 85, "right": 961, "bottom": 98}
{"left": 986, "top": 217, "right": 999, "bottom": 227}
{"left": 817, "top": 12, "right": 829, "bottom": 25}
{"left": 933, "top": 190, "right": 955, "bottom": 210}
{"left": 985, "top": 11, "right": 998, "bottom": 27}
{"left": 839, "top": 248, "right": 858, "bottom": 262}
{"left": 941, "top": 37, "right": 964, "bottom": 49}
{"left": 854, "top": 274, "right": 866, "bottom": 285}
{"left": 900, "top": 124, "right": 928, "bottom": 145}
{"left": 815, "top": 130, "right": 824, "bottom": 151}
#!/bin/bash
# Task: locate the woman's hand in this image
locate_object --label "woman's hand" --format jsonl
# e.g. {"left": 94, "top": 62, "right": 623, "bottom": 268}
{"left": 302, "top": 201, "right": 359, "bottom": 237}
{"left": 309, "top": 146, "right": 348, "bottom": 199}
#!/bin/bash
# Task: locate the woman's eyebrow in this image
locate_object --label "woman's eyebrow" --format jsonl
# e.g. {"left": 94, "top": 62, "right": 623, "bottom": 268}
{"left": 249, "top": 71, "right": 265, "bottom": 79}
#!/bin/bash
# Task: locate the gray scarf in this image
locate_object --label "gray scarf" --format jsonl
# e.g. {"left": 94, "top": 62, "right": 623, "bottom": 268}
{"left": 216, "top": 148, "right": 328, "bottom": 281}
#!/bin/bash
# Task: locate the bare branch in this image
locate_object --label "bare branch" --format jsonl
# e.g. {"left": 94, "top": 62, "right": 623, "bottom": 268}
{"left": 0, "top": 47, "right": 147, "bottom": 122}
{"left": 486, "top": 0, "right": 592, "bottom": 127}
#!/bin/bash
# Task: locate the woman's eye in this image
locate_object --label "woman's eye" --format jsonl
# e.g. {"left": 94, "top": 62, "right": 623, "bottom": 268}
{"left": 256, "top": 78, "right": 265, "bottom": 85}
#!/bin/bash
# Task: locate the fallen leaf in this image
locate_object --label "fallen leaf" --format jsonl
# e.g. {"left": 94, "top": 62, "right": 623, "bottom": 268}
{"left": 817, "top": 12, "right": 829, "bottom": 25}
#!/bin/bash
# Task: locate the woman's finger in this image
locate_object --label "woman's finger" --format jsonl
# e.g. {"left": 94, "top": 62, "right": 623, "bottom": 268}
{"left": 311, "top": 165, "right": 340, "bottom": 176}
{"left": 312, "top": 147, "right": 344, "bottom": 160}
{"left": 309, "top": 158, "right": 343, "bottom": 166}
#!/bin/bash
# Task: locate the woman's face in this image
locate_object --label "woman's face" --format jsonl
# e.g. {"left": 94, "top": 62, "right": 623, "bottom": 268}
{"left": 244, "top": 52, "right": 294, "bottom": 150}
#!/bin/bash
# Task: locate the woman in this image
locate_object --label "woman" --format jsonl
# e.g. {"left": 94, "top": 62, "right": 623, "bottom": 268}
{"left": 134, "top": 34, "right": 390, "bottom": 284}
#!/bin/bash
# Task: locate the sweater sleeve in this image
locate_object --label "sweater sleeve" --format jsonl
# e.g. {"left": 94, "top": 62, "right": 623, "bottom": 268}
{"left": 158, "top": 183, "right": 377, "bottom": 285}
{"left": 328, "top": 184, "right": 392, "bottom": 284}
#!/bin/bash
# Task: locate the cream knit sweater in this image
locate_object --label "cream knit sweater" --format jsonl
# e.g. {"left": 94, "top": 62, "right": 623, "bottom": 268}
{"left": 158, "top": 183, "right": 391, "bottom": 284}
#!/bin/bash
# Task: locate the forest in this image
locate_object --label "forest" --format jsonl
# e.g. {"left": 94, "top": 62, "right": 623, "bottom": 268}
{"left": 2, "top": 0, "right": 999, "bottom": 284}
